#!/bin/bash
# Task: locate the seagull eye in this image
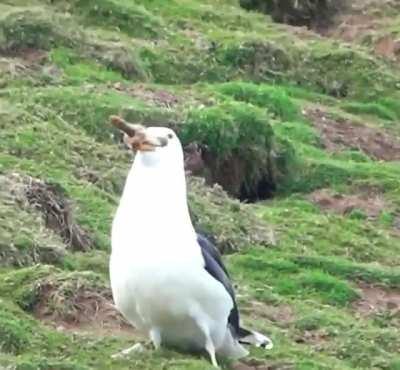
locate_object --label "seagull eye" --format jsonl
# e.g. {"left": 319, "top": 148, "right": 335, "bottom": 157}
{"left": 167, "top": 133, "right": 173, "bottom": 139}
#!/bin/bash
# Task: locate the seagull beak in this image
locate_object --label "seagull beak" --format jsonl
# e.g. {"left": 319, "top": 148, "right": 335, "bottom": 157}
{"left": 110, "top": 115, "right": 168, "bottom": 152}
{"left": 134, "top": 135, "right": 168, "bottom": 152}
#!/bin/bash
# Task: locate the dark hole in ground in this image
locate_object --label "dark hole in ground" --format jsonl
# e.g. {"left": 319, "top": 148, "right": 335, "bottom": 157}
{"left": 239, "top": 0, "right": 347, "bottom": 32}
{"left": 239, "top": 177, "right": 276, "bottom": 203}
{"left": 184, "top": 143, "right": 276, "bottom": 203}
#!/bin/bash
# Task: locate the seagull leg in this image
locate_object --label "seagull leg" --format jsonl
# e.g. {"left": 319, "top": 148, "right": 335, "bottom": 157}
{"left": 149, "top": 327, "right": 161, "bottom": 350}
{"left": 197, "top": 321, "right": 219, "bottom": 368}
{"left": 205, "top": 336, "right": 219, "bottom": 368}
{"left": 111, "top": 343, "right": 145, "bottom": 359}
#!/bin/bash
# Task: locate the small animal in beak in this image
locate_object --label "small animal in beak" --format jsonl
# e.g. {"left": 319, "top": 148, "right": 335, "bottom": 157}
{"left": 110, "top": 115, "right": 168, "bottom": 152}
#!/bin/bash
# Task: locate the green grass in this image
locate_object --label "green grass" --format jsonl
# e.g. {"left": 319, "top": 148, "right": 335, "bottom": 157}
{"left": 341, "top": 101, "right": 398, "bottom": 121}
{"left": 49, "top": 48, "right": 125, "bottom": 85}
{"left": 214, "top": 82, "right": 300, "bottom": 121}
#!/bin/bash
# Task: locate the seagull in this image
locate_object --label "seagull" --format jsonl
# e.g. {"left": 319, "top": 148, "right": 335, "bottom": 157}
{"left": 109, "top": 116, "right": 273, "bottom": 367}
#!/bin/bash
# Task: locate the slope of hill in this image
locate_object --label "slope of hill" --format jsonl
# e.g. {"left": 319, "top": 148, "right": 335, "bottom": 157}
{"left": 0, "top": 1, "right": 400, "bottom": 369}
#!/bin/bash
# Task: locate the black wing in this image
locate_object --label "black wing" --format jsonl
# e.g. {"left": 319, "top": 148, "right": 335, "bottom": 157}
{"left": 197, "top": 233, "right": 245, "bottom": 338}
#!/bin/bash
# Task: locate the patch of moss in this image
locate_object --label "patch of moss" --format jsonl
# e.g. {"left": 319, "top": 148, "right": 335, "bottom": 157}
{"left": 18, "top": 87, "right": 177, "bottom": 143}
{"left": 293, "top": 270, "right": 360, "bottom": 306}
{"left": 49, "top": 47, "right": 124, "bottom": 85}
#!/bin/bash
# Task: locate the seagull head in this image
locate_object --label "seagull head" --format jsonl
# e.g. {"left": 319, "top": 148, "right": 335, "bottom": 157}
{"left": 110, "top": 116, "right": 184, "bottom": 169}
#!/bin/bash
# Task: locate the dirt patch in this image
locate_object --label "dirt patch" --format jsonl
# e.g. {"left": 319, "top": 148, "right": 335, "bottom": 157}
{"left": 25, "top": 177, "right": 92, "bottom": 251}
{"left": 305, "top": 107, "right": 400, "bottom": 161}
{"left": 374, "top": 34, "right": 400, "bottom": 60}
{"left": 2, "top": 48, "right": 48, "bottom": 63}
{"left": 323, "top": 14, "right": 376, "bottom": 42}
{"left": 309, "top": 188, "right": 386, "bottom": 219}
{"left": 241, "top": 301, "right": 295, "bottom": 327}
{"left": 294, "top": 329, "right": 330, "bottom": 351}
{"left": 354, "top": 283, "right": 400, "bottom": 318}
{"left": 112, "top": 83, "right": 180, "bottom": 108}
{"left": 0, "top": 48, "right": 52, "bottom": 79}
{"left": 317, "top": 0, "right": 400, "bottom": 60}
{"left": 393, "top": 215, "right": 400, "bottom": 234}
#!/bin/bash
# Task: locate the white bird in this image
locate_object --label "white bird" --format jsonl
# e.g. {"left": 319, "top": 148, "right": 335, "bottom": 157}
{"left": 109, "top": 117, "right": 273, "bottom": 367}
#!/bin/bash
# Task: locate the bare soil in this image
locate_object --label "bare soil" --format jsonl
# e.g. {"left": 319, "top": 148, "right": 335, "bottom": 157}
{"left": 242, "top": 300, "right": 295, "bottom": 327}
{"left": 319, "top": 0, "right": 400, "bottom": 61}
{"left": 234, "top": 359, "right": 294, "bottom": 370}
{"left": 112, "top": 83, "right": 180, "bottom": 108}
{"left": 305, "top": 107, "right": 400, "bottom": 161}
{"left": 354, "top": 282, "right": 400, "bottom": 318}
{"left": 309, "top": 188, "right": 386, "bottom": 219}
{"left": 294, "top": 329, "right": 330, "bottom": 352}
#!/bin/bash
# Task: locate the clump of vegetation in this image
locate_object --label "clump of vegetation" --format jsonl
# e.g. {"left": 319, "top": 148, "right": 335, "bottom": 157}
{"left": 182, "top": 101, "right": 277, "bottom": 198}
{"left": 218, "top": 40, "right": 291, "bottom": 82}
{"left": 0, "top": 302, "right": 35, "bottom": 354}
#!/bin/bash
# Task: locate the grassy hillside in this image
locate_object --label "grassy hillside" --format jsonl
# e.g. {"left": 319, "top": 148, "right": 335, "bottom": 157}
{"left": 0, "top": 1, "right": 400, "bottom": 369}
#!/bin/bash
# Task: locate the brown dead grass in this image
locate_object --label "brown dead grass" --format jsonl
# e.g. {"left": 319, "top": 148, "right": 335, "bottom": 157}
{"left": 25, "top": 177, "right": 93, "bottom": 251}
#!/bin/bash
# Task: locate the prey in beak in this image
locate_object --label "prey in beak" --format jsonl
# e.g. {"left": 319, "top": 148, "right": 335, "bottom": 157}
{"left": 110, "top": 116, "right": 168, "bottom": 152}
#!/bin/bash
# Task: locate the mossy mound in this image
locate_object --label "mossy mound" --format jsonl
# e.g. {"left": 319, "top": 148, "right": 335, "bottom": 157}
{"left": 0, "top": 8, "right": 78, "bottom": 51}
{"left": 0, "top": 265, "right": 118, "bottom": 327}
{"left": 188, "top": 177, "right": 275, "bottom": 252}
{"left": 182, "top": 102, "right": 274, "bottom": 198}
{"left": 54, "top": 0, "right": 164, "bottom": 39}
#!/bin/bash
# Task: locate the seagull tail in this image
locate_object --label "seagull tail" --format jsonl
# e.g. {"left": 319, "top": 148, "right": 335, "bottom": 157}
{"left": 238, "top": 327, "right": 273, "bottom": 350}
